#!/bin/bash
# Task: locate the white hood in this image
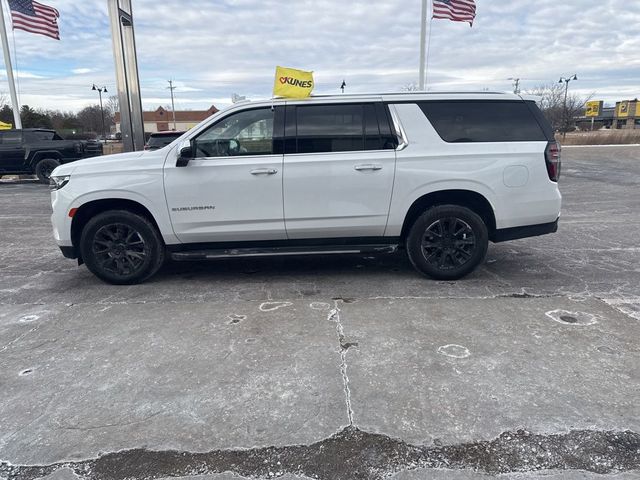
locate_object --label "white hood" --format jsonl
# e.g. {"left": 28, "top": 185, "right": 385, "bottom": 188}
{"left": 52, "top": 150, "right": 156, "bottom": 177}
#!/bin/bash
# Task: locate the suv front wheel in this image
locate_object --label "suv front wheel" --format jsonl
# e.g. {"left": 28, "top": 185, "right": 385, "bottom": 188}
{"left": 80, "top": 210, "right": 165, "bottom": 285}
{"left": 406, "top": 205, "right": 488, "bottom": 280}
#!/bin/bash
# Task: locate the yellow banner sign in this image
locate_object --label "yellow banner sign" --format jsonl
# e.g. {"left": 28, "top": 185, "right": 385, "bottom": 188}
{"left": 0, "top": 121, "right": 12, "bottom": 130}
{"left": 585, "top": 101, "right": 601, "bottom": 117}
{"left": 617, "top": 101, "right": 630, "bottom": 118}
{"left": 273, "top": 66, "right": 314, "bottom": 99}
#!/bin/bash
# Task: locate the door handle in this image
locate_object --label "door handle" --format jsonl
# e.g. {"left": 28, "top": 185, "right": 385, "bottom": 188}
{"left": 354, "top": 164, "right": 383, "bottom": 171}
{"left": 250, "top": 168, "right": 278, "bottom": 175}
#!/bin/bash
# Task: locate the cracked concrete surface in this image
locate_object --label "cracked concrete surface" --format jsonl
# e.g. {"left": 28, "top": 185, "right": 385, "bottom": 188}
{"left": 1, "top": 427, "right": 639, "bottom": 479}
{"left": 1, "top": 147, "right": 640, "bottom": 479}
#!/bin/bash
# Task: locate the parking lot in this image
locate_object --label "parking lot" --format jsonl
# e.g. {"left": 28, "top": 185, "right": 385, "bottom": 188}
{"left": 1, "top": 146, "right": 639, "bottom": 479}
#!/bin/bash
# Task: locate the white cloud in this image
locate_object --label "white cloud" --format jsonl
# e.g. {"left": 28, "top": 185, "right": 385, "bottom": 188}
{"left": 0, "top": 0, "right": 638, "bottom": 111}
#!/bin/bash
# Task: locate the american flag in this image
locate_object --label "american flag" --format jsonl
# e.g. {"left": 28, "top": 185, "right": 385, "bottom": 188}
{"left": 8, "top": 0, "right": 60, "bottom": 40}
{"left": 432, "top": 0, "right": 477, "bottom": 26}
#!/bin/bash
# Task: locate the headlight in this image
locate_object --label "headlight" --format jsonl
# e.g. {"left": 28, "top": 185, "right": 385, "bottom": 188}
{"left": 49, "top": 175, "right": 71, "bottom": 191}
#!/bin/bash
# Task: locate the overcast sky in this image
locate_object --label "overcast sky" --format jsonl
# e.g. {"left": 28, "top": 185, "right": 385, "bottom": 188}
{"left": 1, "top": 0, "right": 639, "bottom": 113}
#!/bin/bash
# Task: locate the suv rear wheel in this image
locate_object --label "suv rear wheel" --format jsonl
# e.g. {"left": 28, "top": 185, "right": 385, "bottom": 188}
{"left": 80, "top": 210, "right": 165, "bottom": 285}
{"left": 406, "top": 205, "right": 488, "bottom": 280}
{"left": 35, "top": 158, "right": 60, "bottom": 184}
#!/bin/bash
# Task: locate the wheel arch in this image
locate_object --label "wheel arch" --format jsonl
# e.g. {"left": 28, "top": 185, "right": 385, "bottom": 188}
{"left": 71, "top": 198, "right": 162, "bottom": 261}
{"left": 400, "top": 189, "right": 497, "bottom": 241}
{"left": 30, "top": 151, "right": 63, "bottom": 167}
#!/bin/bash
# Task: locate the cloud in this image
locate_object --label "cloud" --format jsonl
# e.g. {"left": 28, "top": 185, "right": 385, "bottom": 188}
{"left": 1, "top": 70, "right": 47, "bottom": 79}
{"left": 0, "top": 0, "right": 637, "bottom": 111}
{"left": 71, "top": 68, "right": 95, "bottom": 75}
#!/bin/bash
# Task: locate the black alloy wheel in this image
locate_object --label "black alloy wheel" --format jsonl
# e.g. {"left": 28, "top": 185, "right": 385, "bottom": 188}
{"left": 92, "top": 223, "right": 148, "bottom": 277}
{"left": 35, "top": 158, "right": 60, "bottom": 184}
{"left": 80, "top": 210, "right": 165, "bottom": 285}
{"left": 421, "top": 217, "right": 476, "bottom": 270}
{"left": 406, "top": 205, "right": 488, "bottom": 280}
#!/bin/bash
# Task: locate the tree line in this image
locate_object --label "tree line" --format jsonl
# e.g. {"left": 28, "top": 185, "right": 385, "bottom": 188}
{"left": 0, "top": 94, "right": 119, "bottom": 139}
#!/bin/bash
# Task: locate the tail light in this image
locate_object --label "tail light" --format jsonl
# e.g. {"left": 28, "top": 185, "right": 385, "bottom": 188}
{"left": 144, "top": 145, "right": 150, "bottom": 150}
{"left": 545, "top": 141, "right": 561, "bottom": 182}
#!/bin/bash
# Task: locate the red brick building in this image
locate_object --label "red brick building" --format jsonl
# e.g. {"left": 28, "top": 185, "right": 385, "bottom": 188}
{"left": 115, "top": 105, "right": 219, "bottom": 133}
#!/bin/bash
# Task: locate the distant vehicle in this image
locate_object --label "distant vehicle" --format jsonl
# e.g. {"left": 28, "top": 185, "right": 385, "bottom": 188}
{"left": 50, "top": 92, "right": 562, "bottom": 284}
{"left": 0, "top": 129, "right": 103, "bottom": 183}
{"left": 145, "top": 131, "right": 186, "bottom": 151}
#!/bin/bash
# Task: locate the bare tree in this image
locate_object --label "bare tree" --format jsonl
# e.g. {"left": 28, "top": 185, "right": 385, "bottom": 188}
{"left": 106, "top": 95, "right": 119, "bottom": 116}
{"left": 526, "top": 83, "right": 593, "bottom": 131}
{"left": 0, "top": 91, "right": 8, "bottom": 108}
{"left": 77, "top": 105, "right": 114, "bottom": 134}
{"left": 402, "top": 83, "right": 420, "bottom": 92}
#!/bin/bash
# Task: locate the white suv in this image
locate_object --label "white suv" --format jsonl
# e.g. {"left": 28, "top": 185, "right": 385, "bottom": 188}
{"left": 50, "top": 93, "right": 562, "bottom": 284}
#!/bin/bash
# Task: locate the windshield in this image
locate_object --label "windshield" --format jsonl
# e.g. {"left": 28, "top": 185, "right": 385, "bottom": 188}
{"left": 147, "top": 133, "right": 184, "bottom": 149}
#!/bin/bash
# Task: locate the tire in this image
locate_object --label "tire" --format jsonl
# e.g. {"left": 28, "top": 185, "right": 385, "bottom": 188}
{"left": 79, "top": 210, "right": 165, "bottom": 285}
{"left": 406, "top": 205, "right": 488, "bottom": 281}
{"left": 35, "top": 158, "right": 60, "bottom": 184}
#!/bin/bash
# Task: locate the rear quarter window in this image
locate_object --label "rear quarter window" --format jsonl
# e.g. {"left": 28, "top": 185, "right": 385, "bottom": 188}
{"left": 418, "top": 100, "right": 548, "bottom": 143}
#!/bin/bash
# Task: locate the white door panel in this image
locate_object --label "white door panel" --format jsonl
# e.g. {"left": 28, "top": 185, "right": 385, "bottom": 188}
{"left": 283, "top": 151, "right": 396, "bottom": 238}
{"left": 164, "top": 155, "right": 285, "bottom": 243}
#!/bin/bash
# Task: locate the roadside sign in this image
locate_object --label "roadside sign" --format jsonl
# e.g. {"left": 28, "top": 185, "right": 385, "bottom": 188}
{"left": 616, "top": 101, "right": 630, "bottom": 118}
{"left": 585, "top": 101, "right": 602, "bottom": 117}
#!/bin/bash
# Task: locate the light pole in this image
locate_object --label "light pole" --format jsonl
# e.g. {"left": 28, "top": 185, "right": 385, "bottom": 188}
{"left": 559, "top": 74, "right": 578, "bottom": 139}
{"left": 508, "top": 77, "right": 521, "bottom": 94}
{"left": 92, "top": 84, "right": 108, "bottom": 139}
{"left": 167, "top": 80, "right": 177, "bottom": 131}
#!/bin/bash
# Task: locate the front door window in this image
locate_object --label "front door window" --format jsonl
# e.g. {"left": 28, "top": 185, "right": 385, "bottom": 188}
{"left": 194, "top": 108, "right": 274, "bottom": 157}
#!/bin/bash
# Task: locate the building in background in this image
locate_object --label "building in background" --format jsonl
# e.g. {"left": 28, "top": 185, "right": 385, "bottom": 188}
{"left": 114, "top": 105, "right": 219, "bottom": 134}
{"left": 575, "top": 99, "right": 639, "bottom": 130}
{"left": 613, "top": 100, "right": 640, "bottom": 129}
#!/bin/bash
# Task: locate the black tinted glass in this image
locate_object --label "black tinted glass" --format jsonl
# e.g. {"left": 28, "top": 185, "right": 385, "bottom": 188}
{"left": 296, "top": 104, "right": 364, "bottom": 153}
{"left": 1, "top": 131, "right": 22, "bottom": 144}
{"left": 418, "top": 101, "right": 547, "bottom": 143}
{"left": 148, "top": 134, "right": 180, "bottom": 148}
{"left": 24, "top": 131, "right": 54, "bottom": 142}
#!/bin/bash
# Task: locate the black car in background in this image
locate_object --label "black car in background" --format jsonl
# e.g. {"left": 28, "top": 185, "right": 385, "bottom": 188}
{"left": 0, "top": 129, "right": 103, "bottom": 183}
{"left": 144, "top": 131, "right": 186, "bottom": 151}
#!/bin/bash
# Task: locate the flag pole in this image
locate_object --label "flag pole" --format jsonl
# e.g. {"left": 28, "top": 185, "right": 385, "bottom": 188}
{"left": 424, "top": 12, "right": 434, "bottom": 88}
{"left": 418, "top": 0, "right": 428, "bottom": 90}
{"left": 0, "top": 0, "right": 21, "bottom": 129}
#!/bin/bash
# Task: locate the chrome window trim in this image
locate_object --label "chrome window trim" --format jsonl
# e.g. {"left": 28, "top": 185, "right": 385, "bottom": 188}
{"left": 388, "top": 104, "right": 408, "bottom": 151}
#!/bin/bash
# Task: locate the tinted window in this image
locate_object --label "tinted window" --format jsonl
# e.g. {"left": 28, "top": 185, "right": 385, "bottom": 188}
{"left": 296, "top": 104, "right": 363, "bottom": 153}
{"left": 24, "top": 130, "right": 55, "bottom": 142}
{"left": 294, "top": 104, "right": 386, "bottom": 154}
{"left": 195, "top": 108, "right": 274, "bottom": 157}
{"left": 418, "top": 101, "right": 547, "bottom": 143}
{"left": 0, "top": 131, "right": 22, "bottom": 144}
{"left": 148, "top": 133, "right": 182, "bottom": 149}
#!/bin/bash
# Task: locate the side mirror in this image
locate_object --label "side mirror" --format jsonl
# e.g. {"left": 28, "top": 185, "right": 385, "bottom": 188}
{"left": 176, "top": 141, "right": 193, "bottom": 167}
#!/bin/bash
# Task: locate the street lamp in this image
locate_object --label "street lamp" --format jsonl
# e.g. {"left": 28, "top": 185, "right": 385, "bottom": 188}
{"left": 508, "top": 77, "right": 521, "bottom": 95}
{"left": 559, "top": 74, "right": 578, "bottom": 139}
{"left": 92, "top": 84, "right": 108, "bottom": 140}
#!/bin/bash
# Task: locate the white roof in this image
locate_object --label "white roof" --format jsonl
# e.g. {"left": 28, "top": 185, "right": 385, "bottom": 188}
{"left": 246, "top": 91, "right": 522, "bottom": 108}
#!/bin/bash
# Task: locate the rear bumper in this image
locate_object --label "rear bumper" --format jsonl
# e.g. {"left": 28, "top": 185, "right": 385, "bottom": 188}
{"left": 491, "top": 218, "right": 558, "bottom": 243}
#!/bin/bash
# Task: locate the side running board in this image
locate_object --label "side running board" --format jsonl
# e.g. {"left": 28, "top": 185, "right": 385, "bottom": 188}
{"left": 170, "top": 244, "right": 398, "bottom": 261}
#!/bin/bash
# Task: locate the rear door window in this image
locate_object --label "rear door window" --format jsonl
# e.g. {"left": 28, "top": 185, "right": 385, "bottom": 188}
{"left": 418, "top": 101, "right": 547, "bottom": 143}
{"left": 296, "top": 104, "right": 365, "bottom": 153}
{"left": 24, "top": 131, "right": 55, "bottom": 142}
